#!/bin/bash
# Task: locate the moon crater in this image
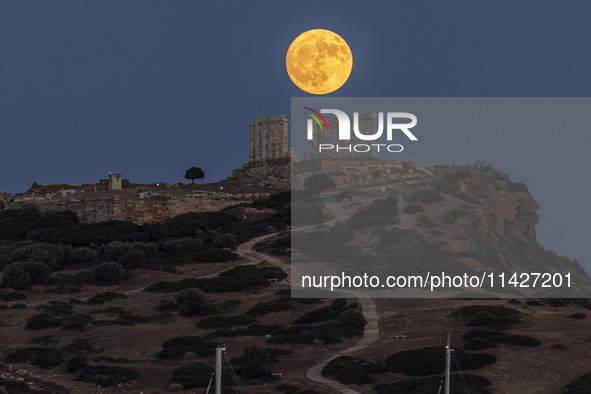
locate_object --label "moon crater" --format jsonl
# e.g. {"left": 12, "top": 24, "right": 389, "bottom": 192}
{"left": 286, "top": 29, "right": 353, "bottom": 95}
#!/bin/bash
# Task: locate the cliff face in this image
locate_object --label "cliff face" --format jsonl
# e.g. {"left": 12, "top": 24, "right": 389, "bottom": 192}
{"left": 457, "top": 171, "right": 540, "bottom": 244}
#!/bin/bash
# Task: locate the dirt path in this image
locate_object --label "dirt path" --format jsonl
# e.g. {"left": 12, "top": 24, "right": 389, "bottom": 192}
{"left": 235, "top": 222, "right": 381, "bottom": 393}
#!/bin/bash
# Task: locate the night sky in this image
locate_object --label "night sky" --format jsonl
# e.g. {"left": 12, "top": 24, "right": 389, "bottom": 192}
{"left": 1, "top": 1, "right": 590, "bottom": 269}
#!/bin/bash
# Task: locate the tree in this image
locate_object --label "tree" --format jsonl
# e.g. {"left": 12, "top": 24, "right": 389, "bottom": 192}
{"left": 92, "top": 262, "right": 126, "bottom": 286}
{"left": 174, "top": 288, "right": 210, "bottom": 316}
{"left": 184, "top": 167, "right": 205, "bottom": 184}
{"left": 303, "top": 173, "right": 335, "bottom": 197}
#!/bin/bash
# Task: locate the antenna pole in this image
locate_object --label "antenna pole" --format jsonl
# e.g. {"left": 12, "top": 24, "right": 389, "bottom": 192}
{"left": 445, "top": 333, "right": 451, "bottom": 394}
{"left": 215, "top": 345, "right": 225, "bottom": 394}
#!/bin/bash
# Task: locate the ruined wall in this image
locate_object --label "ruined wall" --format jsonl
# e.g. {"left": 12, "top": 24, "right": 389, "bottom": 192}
{"left": 225, "top": 158, "right": 290, "bottom": 191}
{"left": 7, "top": 193, "right": 264, "bottom": 225}
{"left": 111, "top": 194, "right": 261, "bottom": 225}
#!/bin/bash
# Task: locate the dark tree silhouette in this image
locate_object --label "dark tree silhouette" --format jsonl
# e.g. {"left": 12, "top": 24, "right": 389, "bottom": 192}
{"left": 184, "top": 167, "right": 204, "bottom": 184}
{"left": 303, "top": 173, "right": 335, "bottom": 197}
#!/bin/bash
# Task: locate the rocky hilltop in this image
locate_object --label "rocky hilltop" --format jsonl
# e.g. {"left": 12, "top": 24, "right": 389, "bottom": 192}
{"left": 291, "top": 162, "right": 589, "bottom": 297}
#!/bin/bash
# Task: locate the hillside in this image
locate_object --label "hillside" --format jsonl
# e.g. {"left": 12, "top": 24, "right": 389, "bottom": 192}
{"left": 0, "top": 165, "right": 590, "bottom": 393}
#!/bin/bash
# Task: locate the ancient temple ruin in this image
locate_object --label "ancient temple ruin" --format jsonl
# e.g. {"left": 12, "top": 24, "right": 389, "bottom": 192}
{"left": 249, "top": 115, "right": 290, "bottom": 161}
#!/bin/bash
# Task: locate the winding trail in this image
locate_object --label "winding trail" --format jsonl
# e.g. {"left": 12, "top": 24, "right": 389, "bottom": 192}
{"left": 236, "top": 225, "right": 380, "bottom": 394}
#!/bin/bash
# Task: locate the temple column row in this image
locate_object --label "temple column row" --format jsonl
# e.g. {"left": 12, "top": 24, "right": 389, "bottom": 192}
{"left": 249, "top": 117, "right": 290, "bottom": 161}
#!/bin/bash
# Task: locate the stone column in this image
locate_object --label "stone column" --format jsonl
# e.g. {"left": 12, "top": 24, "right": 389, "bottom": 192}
{"left": 281, "top": 120, "right": 289, "bottom": 157}
{"left": 261, "top": 122, "right": 268, "bottom": 160}
{"left": 272, "top": 121, "right": 279, "bottom": 159}
{"left": 249, "top": 124, "right": 255, "bottom": 162}
{"left": 255, "top": 123, "right": 262, "bottom": 160}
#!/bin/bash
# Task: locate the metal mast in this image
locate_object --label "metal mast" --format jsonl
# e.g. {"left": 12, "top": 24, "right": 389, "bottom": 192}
{"left": 215, "top": 345, "right": 225, "bottom": 394}
{"left": 445, "top": 333, "right": 451, "bottom": 394}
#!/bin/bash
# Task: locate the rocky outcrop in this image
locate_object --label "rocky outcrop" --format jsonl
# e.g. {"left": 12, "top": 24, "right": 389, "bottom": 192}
{"left": 458, "top": 171, "right": 540, "bottom": 243}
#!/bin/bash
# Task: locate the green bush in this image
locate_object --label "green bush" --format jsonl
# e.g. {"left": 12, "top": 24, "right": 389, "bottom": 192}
{"left": 385, "top": 347, "right": 496, "bottom": 376}
{"left": 569, "top": 313, "right": 586, "bottom": 319}
{"left": 338, "top": 309, "right": 367, "bottom": 330}
{"left": 375, "top": 374, "right": 492, "bottom": 394}
{"left": 117, "top": 248, "right": 147, "bottom": 268}
{"left": 347, "top": 196, "right": 399, "bottom": 229}
{"left": 0, "top": 290, "right": 26, "bottom": 301}
{"left": 247, "top": 298, "right": 293, "bottom": 317}
{"left": 157, "top": 336, "right": 216, "bottom": 360}
{"left": 2, "top": 261, "right": 51, "bottom": 290}
{"left": 175, "top": 288, "right": 211, "bottom": 316}
{"left": 214, "top": 233, "right": 238, "bottom": 249}
{"left": 67, "top": 247, "right": 98, "bottom": 265}
{"left": 92, "top": 262, "right": 126, "bottom": 285}
{"left": 87, "top": 292, "right": 127, "bottom": 305}
{"left": 410, "top": 190, "right": 444, "bottom": 204}
{"left": 67, "top": 355, "right": 88, "bottom": 372}
{"left": 562, "top": 372, "right": 591, "bottom": 393}
{"left": 403, "top": 202, "right": 424, "bottom": 214}
{"left": 451, "top": 305, "right": 522, "bottom": 329}
{"left": 25, "top": 313, "right": 63, "bottom": 330}
{"left": 171, "top": 362, "right": 222, "bottom": 388}
{"left": 10, "top": 243, "right": 65, "bottom": 270}
{"left": 5, "top": 347, "right": 64, "bottom": 369}
{"left": 76, "top": 365, "right": 138, "bottom": 386}
{"left": 322, "top": 356, "right": 386, "bottom": 385}
{"left": 156, "top": 299, "right": 179, "bottom": 312}
{"left": 30, "top": 335, "right": 59, "bottom": 346}
{"left": 63, "top": 338, "right": 101, "bottom": 355}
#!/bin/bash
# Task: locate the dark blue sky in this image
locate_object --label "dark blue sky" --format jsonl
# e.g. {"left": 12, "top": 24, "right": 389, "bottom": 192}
{"left": 1, "top": 1, "right": 590, "bottom": 268}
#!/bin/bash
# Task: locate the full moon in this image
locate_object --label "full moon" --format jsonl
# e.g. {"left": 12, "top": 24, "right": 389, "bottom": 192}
{"left": 286, "top": 29, "right": 353, "bottom": 95}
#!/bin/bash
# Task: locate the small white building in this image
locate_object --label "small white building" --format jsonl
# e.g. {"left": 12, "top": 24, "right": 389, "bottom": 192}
{"left": 108, "top": 172, "right": 123, "bottom": 190}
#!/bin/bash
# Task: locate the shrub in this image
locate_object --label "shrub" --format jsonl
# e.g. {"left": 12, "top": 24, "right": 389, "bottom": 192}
{"left": 385, "top": 347, "right": 496, "bottom": 376}
{"left": 213, "top": 233, "right": 238, "bottom": 249}
{"left": 375, "top": 374, "right": 491, "bottom": 394}
{"left": 1, "top": 262, "right": 51, "bottom": 289}
{"left": 500, "top": 335, "right": 540, "bottom": 347}
{"left": 157, "top": 299, "right": 179, "bottom": 312}
{"left": 117, "top": 248, "right": 147, "bottom": 268}
{"left": 67, "top": 247, "right": 98, "bottom": 265}
{"left": 171, "top": 362, "right": 219, "bottom": 388}
{"left": 507, "top": 181, "right": 528, "bottom": 193}
{"left": 562, "top": 372, "right": 591, "bottom": 393}
{"left": 247, "top": 298, "right": 293, "bottom": 317}
{"left": 403, "top": 202, "right": 424, "bottom": 214}
{"left": 67, "top": 355, "right": 88, "bottom": 372}
{"left": 347, "top": 196, "right": 399, "bottom": 229}
{"left": 25, "top": 313, "right": 63, "bottom": 330}
{"left": 76, "top": 365, "right": 139, "bottom": 386}
{"left": 338, "top": 309, "right": 367, "bottom": 330}
{"left": 242, "top": 346, "right": 272, "bottom": 379}
{"left": 30, "top": 335, "right": 59, "bottom": 346}
{"left": 175, "top": 288, "right": 210, "bottom": 316}
{"left": 157, "top": 336, "right": 216, "bottom": 360}
{"left": 92, "top": 262, "right": 126, "bottom": 285}
{"left": 569, "top": 313, "right": 586, "bottom": 319}
{"left": 5, "top": 347, "right": 64, "bottom": 369}
{"left": 63, "top": 338, "right": 100, "bottom": 355}
{"left": 10, "top": 243, "right": 65, "bottom": 270}
{"left": 451, "top": 305, "right": 522, "bottom": 329}
{"left": 411, "top": 190, "right": 444, "bottom": 203}
{"left": 0, "top": 290, "right": 26, "bottom": 301}
{"left": 87, "top": 292, "right": 127, "bottom": 305}
{"left": 31, "top": 347, "right": 65, "bottom": 369}
{"left": 322, "top": 356, "right": 386, "bottom": 385}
